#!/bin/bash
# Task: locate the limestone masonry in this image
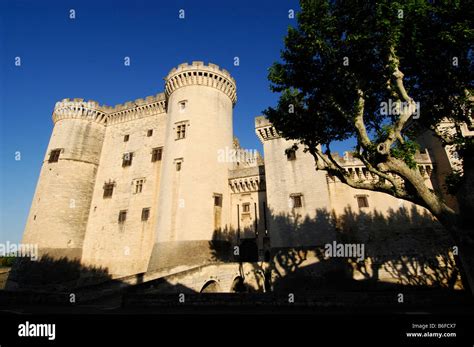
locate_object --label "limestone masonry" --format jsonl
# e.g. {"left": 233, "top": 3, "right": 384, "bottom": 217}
{"left": 22, "top": 61, "right": 466, "bottom": 287}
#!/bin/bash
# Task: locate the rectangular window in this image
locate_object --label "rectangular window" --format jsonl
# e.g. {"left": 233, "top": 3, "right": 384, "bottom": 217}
{"left": 141, "top": 208, "right": 150, "bottom": 221}
{"left": 118, "top": 210, "right": 127, "bottom": 223}
{"left": 151, "top": 147, "right": 163, "bottom": 162}
{"left": 286, "top": 149, "right": 296, "bottom": 161}
{"left": 174, "top": 158, "right": 183, "bottom": 171}
{"left": 124, "top": 134, "right": 129, "bottom": 142}
{"left": 290, "top": 194, "right": 303, "bottom": 208}
{"left": 103, "top": 182, "right": 115, "bottom": 198}
{"left": 176, "top": 123, "right": 187, "bottom": 140}
{"left": 134, "top": 179, "right": 144, "bottom": 194}
{"left": 242, "top": 203, "right": 250, "bottom": 213}
{"left": 213, "top": 194, "right": 222, "bottom": 207}
{"left": 48, "top": 149, "right": 61, "bottom": 163}
{"left": 356, "top": 196, "right": 369, "bottom": 208}
{"left": 147, "top": 129, "right": 153, "bottom": 137}
{"left": 122, "top": 152, "right": 133, "bottom": 167}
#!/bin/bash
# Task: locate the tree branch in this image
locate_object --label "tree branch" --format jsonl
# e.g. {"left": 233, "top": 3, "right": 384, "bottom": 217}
{"left": 377, "top": 47, "right": 418, "bottom": 156}
{"left": 384, "top": 156, "right": 456, "bottom": 216}
{"left": 307, "top": 144, "right": 421, "bottom": 205}
{"left": 354, "top": 89, "right": 372, "bottom": 148}
{"left": 355, "top": 146, "right": 407, "bottom": 197}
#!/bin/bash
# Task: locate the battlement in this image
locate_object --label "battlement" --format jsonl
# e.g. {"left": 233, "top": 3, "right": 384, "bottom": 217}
{"left": 165, "top": 61, "right": 237, "bottom": 105}
{"left": 107, "top": 93, "right": 166, "bottom": 112}
{"left": 255, "top": 116, "right": 280, "bottom": 143}
{"left": 166, "top": 61, "right": 234, "bottom": 80}
{"left": 53, "top": 98, "right": 108, "bottom": 124}
{"left": 52, "top": 61, "right": 236, "bottom": 125}
{"left": 52, "top": 93, "right": 167, "bottom": 126}
{"left": 105, "top": 93, "right": 166, "bottom": 125}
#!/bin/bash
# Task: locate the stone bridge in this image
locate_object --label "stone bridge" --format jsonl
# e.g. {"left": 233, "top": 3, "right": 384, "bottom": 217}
{"left": 130, "top": 262, "right": 267, "bottom": 294}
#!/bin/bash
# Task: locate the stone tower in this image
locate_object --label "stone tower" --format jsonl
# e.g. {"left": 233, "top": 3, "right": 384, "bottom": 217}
{"left": 22, "top": 99, "right": 107, "bottom": 259}
{"left": 148, "top": 61, "right": 237, "bottom": 270}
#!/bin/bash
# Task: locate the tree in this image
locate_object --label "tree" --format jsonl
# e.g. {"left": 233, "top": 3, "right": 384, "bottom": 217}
{"left": 264, "top": 0, "right": 474, "bottom": 290}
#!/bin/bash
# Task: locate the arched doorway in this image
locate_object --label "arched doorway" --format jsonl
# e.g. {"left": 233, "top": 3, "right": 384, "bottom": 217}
{"left": 200, "top": 280, "right": 221, "bottom": 293}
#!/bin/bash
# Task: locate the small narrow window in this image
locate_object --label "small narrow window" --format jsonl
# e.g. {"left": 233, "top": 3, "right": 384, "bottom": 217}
{"left": 290, "top": 194, "right": 303, "bottom": 208}
{"left": 356, "top": 196, "right": 369, "bottom": 208}
{"left": 141, "top": 208, "right": 150, "bottom": 221}
{"left": 242, "top": 203, "right": 250, "bottom": 213}
{"left": 213, "top": 194, "right": 222, "bottom": 207}
{"left": 48, "top": 149, "right": 61, "bottom": 163}
{"left": 176, "top": 124, "right": 187, "bottom": 140}
{"left": 174, "top": 158, "right": 183, "bottom": 171}
{"left": 124, "top": 134, "right": 129, "bottom": 142}
{"left": 147, "top": 129, "right": 153, "bottom": 137}
{"left": 122, "top": 152, "right": 133, "bottom": 167}
{"left": 118, "top": 210, "right": 127, "bottom": 223}
{"left": 179, "top": 100, "right": 187, "bottom": 111}
{"left": 151, "top": 147, "right": 163, "bottom": 162}
{"left": 134, "top": 179, "right": 144, "bottom": 194}
{"left": 286, "top": 149, "right": 296, "bottom": 161}
{"left": 103, "top": 182, "right": 115, "bottom": 198}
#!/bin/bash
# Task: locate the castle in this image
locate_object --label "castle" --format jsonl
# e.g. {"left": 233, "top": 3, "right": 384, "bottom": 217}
{"left": 22, "top": 61, "right": 465, "bottom": 289}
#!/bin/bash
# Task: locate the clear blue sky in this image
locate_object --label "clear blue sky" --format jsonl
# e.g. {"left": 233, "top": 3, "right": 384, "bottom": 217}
{"left": 0, "top": 0, "right": 353, "bottom": 244}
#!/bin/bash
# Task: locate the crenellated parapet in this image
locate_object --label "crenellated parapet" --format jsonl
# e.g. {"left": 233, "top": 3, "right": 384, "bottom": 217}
{"left": 53, "top": 61, "right": 236, "bottom": 126}
{"left": 228, "top": 165, "right": 266, "bottom": 193}
{"left": 105, "top": 93, "right": 166, "bottom": 125}
{"left": 255, "top": 116, "right": 281, "bottom": 143}
{"left": 327, "top": 149, "right": 435, "bottom": 185}
{"left": 164, "top": 61, "right": 237, "bottom": 105}
{"left": 52, "top": 98, "right": 108, "bottom": 125}
{"left": 52, "top": 93, "right": 167, "bottom": 126}
{"left": 229, "top": 175, "right": 266, "bottom": 193}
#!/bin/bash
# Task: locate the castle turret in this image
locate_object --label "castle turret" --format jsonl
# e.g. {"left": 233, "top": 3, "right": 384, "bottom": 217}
{"left": 22, "top": 99, "right": 107, "bottom": 260}
{"left": 148, "top": 61, "right": 237, "bottom": 270}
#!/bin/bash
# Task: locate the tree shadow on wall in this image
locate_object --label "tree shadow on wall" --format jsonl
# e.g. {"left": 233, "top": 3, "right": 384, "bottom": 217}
{"left": 209, "top": 225, "right": 260, "bottom": 263}
{"left": 5, "top": 255, "right": 112, "bottom": 292}
{"left": 209, "top": 204, "right": 464, "bottom": 295}
{"left": 338, "top": 205, "right": 461, "bottom": 290}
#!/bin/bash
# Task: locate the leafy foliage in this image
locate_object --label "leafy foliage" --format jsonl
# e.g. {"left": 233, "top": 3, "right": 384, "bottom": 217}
{"left": 264, "top": 0, "right": 474, "bottom": 226}
{"left": 0, "top": 256, "right": 15, "bottom": 267}
{"left": 265, "top": 0, "right": 473, "bottom": 155}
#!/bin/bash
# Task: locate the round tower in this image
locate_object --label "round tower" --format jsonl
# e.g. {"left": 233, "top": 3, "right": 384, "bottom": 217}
{"left": 22, "top": 99, "right": 107, "bottom": 260}
{"left": 148, "top": 61, "right": 237, "bottom": 270}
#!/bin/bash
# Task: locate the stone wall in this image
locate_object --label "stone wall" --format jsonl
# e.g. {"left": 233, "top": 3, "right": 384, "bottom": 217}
{"left": 149, "top": 62, "right": 236, "bottom": 271}
{"left": 23, "top": 112, "right": 106, "bottom": 260}
{"left": 256, "top": 124, "right": 333, "bottom": 248}
{"left": 81, "top": 111, "right": 166, "bottom": 276}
